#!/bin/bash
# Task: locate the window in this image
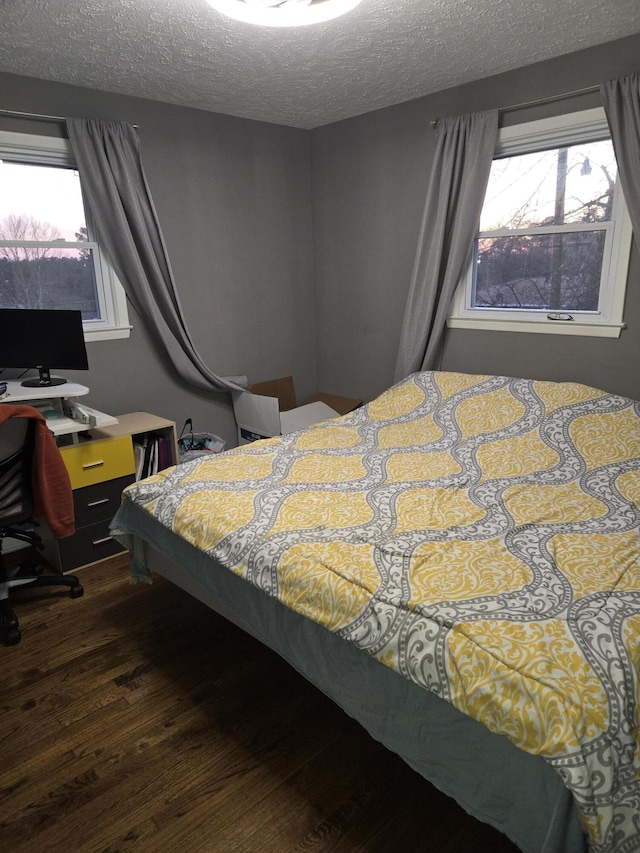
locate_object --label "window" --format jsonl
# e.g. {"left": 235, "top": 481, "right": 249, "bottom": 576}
{"left": 448, "top": 108, "right": 633, "bottom": 338}
{"left": 0, "top": 131, "right": 130, "bottom": 341}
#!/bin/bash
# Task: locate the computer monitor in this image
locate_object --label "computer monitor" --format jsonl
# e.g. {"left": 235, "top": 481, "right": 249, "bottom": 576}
{"left": 0, "top": 308, "right": 89, "bottom": 387}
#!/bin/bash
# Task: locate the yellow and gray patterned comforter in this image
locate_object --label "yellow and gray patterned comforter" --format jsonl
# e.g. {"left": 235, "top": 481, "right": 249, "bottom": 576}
{"left": 123, "top": 371, "right": 640, "bottom": 852}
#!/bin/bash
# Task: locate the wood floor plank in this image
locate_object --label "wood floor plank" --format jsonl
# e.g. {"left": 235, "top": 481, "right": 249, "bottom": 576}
{"left": 1, "top": 554, "right": 520, "bottom": 853}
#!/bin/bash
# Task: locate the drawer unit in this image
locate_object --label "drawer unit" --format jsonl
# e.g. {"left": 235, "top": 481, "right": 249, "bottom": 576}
{"left": 72, "top": 475, "right": 134, "bottom": 529}
{"left": 57, "top": 519, "right": 127, "bottom": 571}
{"left": 49, "top": 412, "right": 177, "bottom": 572}
{"left": 61, "top": 435, "right": 136, "bottom": 489}
{"left": 44, "top": 473, "right": 135, "bottom": 571}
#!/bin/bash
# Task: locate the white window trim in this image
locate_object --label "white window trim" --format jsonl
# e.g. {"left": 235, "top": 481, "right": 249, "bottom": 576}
{"left": 447, "top": 108, "right": 633, "bottom": 339}
{"left": 0, "top": 130, "right": 131, "bottom": 342}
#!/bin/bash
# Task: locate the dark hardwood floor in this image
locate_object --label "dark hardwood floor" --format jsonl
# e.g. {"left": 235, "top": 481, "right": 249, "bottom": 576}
{"left": 1, "top": 554, "right": 520, "bottom": 853}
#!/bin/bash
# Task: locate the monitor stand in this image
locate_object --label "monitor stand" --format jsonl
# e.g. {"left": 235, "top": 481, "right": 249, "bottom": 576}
{"left": 21, "top": 367, "right": 67, "bottom": 388}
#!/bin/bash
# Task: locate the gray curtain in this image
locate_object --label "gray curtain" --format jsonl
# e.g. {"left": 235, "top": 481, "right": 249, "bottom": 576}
{"left": 66, "top": 118, "right": 245, "bottom": 393}
{"left": 394, "top": 109, "right": 499, "bottom": 381}
{"left": 601, "top": 73, "right": 640, "bottom": 246}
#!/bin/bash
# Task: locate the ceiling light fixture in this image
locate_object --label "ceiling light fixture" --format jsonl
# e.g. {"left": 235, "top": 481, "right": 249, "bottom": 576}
{"left": 207, "top": 0, "right": 362, "bottom": 27}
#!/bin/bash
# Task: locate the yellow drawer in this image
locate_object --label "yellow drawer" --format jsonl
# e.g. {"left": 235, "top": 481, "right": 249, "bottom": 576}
{"left": 61, "top": 436, "right": 136, "bottom": 489}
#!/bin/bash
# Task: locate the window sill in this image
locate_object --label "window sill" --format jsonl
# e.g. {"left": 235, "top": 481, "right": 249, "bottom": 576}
{"left": 84, "top": 324, "right": 132, "bottom": 343}
{"left": 446, "top": 316, "right": 625, "bottom": 339}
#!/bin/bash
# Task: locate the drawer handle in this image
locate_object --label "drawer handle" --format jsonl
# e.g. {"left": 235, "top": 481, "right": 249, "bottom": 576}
{"left": 92, "top": 536, "right": 113, "bottom": 546}
{"left": 87, "top": 498, "right": 110, "bottom": 508}
{"left": 82, "top": 460, "right": 105, "bottom": 470}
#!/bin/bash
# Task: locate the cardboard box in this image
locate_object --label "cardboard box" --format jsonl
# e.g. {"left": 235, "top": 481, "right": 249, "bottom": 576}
{"left": 232, "top": 376, "right": 362, "bottom": 445}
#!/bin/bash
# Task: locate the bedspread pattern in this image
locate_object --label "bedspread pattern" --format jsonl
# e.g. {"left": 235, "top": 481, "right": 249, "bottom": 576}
{"left": 122, "top": 372, "right": 640, "bottom": 852}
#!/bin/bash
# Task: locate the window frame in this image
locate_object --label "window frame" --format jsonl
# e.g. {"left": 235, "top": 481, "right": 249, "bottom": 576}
{"left": 447, "top": 108, "right": 633, "bottom": 338}
{"left": 0, "top": 130, "right": 131, "bottom": 342}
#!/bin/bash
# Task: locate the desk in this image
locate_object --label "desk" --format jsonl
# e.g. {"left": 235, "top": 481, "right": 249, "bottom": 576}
{"left": 1, "top": 381, "right": 116, "bottom": 440}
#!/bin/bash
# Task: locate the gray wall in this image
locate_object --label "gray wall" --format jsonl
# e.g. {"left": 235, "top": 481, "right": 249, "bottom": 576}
{"left": 0, "top": 72, "right": 316, "bottom": 447}
{"left": 311, "top": 35, "right": 640, "bottom": 404}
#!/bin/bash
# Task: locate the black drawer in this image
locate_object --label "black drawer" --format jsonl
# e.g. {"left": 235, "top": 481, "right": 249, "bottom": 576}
{"left": 73, "top": 474, "right": 135, "bottom": 528}
{"left": 58, "top": 518, "right": 125, "bottom": 570}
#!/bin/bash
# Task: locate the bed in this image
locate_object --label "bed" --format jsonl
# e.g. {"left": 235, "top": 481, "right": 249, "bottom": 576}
{"left": 111, "top": 370, "right": 640, "bottom": 853}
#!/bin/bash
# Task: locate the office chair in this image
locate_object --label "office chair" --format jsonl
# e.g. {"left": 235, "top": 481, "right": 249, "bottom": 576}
{"left": 0, "top": 416, "right": 83, "bottom": 646}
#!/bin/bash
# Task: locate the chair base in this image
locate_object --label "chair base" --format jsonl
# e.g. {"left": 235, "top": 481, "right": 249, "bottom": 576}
{"left": 0, "top": 557, "right": 84, "bottom": 646}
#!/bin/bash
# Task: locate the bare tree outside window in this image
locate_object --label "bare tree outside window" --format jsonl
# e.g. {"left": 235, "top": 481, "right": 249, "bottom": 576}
{"left": 0, "top": 163, "right": 100, "bottom": 317}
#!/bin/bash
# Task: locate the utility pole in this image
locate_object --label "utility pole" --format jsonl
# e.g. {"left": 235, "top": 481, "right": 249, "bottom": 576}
{"left": 549, "top": 147, "right": 568, "bottom": 309}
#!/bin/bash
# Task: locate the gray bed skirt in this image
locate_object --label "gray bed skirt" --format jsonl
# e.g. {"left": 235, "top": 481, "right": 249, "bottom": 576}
{"left": 111, "top": 499, "right": 587, "bottom": 853}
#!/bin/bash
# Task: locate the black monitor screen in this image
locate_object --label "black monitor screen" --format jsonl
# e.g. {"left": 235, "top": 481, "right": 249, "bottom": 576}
{"left": 0, "top": 308, "right": 89, "bottom": 387}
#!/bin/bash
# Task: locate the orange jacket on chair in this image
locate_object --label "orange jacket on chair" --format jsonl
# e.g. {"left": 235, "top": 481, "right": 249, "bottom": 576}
{"left": 0, "top": 404, "right": 75, "bottom": 539}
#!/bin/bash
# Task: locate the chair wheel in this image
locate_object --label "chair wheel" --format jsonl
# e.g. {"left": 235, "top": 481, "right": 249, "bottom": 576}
{"left": 5, "top": 627, "right": 21, "bottom": 645}
{"left": 70, "top": 584, "right": 84, "bottom": 599}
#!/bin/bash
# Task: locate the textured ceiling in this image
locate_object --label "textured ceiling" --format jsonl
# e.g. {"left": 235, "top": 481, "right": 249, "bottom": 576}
{"left": 1, "top": 0, "right": 640, "bottom": 128}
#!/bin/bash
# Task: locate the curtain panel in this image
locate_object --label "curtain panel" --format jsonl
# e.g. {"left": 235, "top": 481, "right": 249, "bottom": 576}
{"left": 66, "top": 118, "right": 245, "bottom": 394}
{"left": 601, "top": 72, "right": 640, "bottom": 249}
{"left": 394, "top": 109, "right": 499, "bottom": 382}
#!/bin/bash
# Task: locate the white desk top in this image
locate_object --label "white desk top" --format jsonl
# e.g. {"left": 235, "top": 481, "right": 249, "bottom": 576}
{"left": 1, "top": 380, "right": 89, "bottom": 403}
